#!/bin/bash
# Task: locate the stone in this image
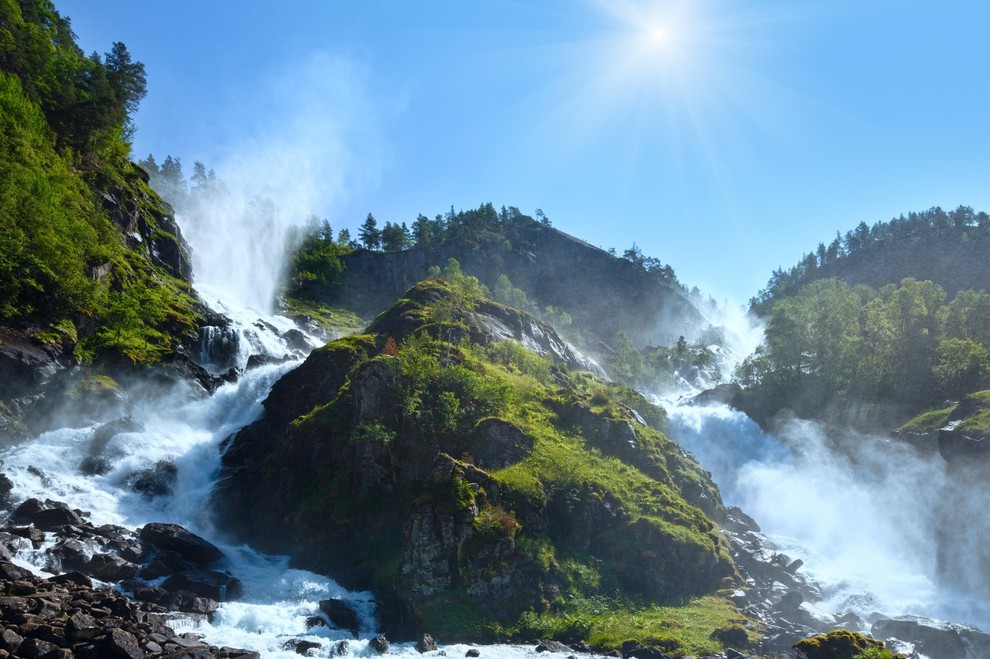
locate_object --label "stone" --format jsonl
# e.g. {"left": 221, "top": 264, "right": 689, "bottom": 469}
{"left": 17, "top": 637, "right": 58, "bottom": 659}
{"left": 104, "top": 628, "right": 144, "bottom": 659}
{"left": 128, "top": 460, "right": 178, "bottom": 498}
{"left": 139, "top": 523, "right": 224, "bottom": 566}
{"left": 536, "top": 639, "right": 571, "bottom": 653}
{"left": 471, "top": 418, "right": 534, "bottom": 469}
{"left": 89, "top": 554, "right": 139, "bottom": 582}
{"left": 466, "top": 650, "right": 480, "bottom": 658}
{"left": 872, "top": 615, "right": 990, "bottom": 659}
{"left": 162, "top": 569, "right": 242, "bottom": 601}
{"left": 329, "top": 640, "right": 350, "bottom": 657}
{"left": 370, "top": 635, "right": 390, "bottom": 654}
{"left": 67, "top": 611, "right": 102, "bottom": 642}
{"left": 318, "top": 598, "right": 361, "bottom": 636}
{"left": 416, "top": 633, "right": 438, "bottom": 653}
{"left": 282, "top": 639, "right": 322, "bottom": 655}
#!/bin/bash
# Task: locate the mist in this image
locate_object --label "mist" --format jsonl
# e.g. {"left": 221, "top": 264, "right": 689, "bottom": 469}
{"left": 666, "top": 401, "right": 990, "bottom": 631}
{"left": 167, "top": 52, "right": 389, "bottom": 313}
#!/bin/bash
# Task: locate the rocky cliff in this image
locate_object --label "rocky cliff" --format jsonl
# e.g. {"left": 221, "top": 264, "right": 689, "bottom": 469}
{"left": 0, "top": 164, "right": 223, "bottom": 440}
{"left": 214, "top": 279, "right": 735, "bottom": 640}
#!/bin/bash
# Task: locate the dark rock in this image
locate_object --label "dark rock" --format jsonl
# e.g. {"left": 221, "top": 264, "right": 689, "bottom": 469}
{"left": 186, "top": 596, "right": 220, "bottom": 614}
{"left": 370, "top": 635, "right": 390, "bottom": 654}
{"left": 305, "top": 616, "right": 326, "bottom": 629}
{"left": 17, "top": 637, "right": 58, "bottom": 659}
{"left": 0, "top": 561, "right": 32, "bottom": 581}
{"left": 162, "top": 569, "right": 242, "bottom": 601}
{"left": 9, "top": 525, "right": 46, "bottom": 548}
{"left": 0, "top": 473, "right": 13, "bottom": 504}
{"left": 466, "top": 649, "right": 480, "bottom": 658}
{"left": 88, "top": 554, "right": 139, "bottom": 582}
{"left": 283, "top": 638, "right": 322, "bottom": 655}
{"left": 536, "top": 639, "right": 571, "bottom": 653}
{"left": 281, "top": 328, "right": 311, "bottom": 352}
{"left": 329, "top": 640, "right": 350, "bottom": 657}
{"left": 67, "top": 612, "right": 102, "bottom": 643}
{"left": 50, "top": 571, "right": 92, "bottom": 588}
{"left": 139, "top": 523, "right": 224, "bottom": 566}
{"left": 416, "top": 633, "right": 438, "bottom": 653}
{"left": 11, "top": 497, "right": 46, "bottom": 523}
{"left": 872, "top": 615, "right": 990, "bottom": 659}
{"left": 49, "top": 538, "right": 94, "bottom": 572}
{"left": 128, "top": 460, "right": 178, "bottom": 498}
{"left": 773, "top": 590, "right": 803, "bottom": 613}
{"left": 221, "top": 648, "right": 262, "bottom": 659}
{"left": 711, "top": 625, "right": 749, "bottom": 648}
{"left": 318, "top": 598, "right": 361, "bottom": 636}
{"left": 471, "top": 418, "right": 534, "bottom": 469}
{"left": 0, "top": 628, "right": 23, "bottom": 652}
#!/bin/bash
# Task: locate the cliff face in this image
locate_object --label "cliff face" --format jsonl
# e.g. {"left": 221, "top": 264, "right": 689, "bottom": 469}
{"left": 315, "top": 217, "right": 705, "bottom": 350}
{"left": 0, "top": 165, "right": 218, "bottom": 439}
{"left": 214, "top": 280, "right": 733, "bottom": 639}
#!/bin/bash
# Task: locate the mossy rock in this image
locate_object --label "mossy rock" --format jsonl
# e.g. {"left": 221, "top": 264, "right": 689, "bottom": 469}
{"left": 793, "top": 629, "right": 886, "bottom": 658}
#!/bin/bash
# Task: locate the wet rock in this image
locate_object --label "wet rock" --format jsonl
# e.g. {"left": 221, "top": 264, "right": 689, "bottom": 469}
{"left": 872, "top": 615, "right": 990, "bottom": 659}
{"left": 282, "top": 328, "right": 311, "bottom": 352}
{"left": 329, "top": 640, "right": 350, "bottom": 657}
{"left": 370, "top": 635, "right": 390, "bottom": 653}
{"left": 88, "top": 554, "right": 139, "bottom": 582}
{"left": 416, "top": 633, "right": 438, "bottom": 653}
{"left": 139, "top": 523, "right": 225, "bottom": 566}
{"left": 283, "top": 638, "right": 322, "bottom": 655}
{"left": 536, "top": 639, "right": 571, "bottom": 653}
{"left": 128, "top": 460, "right": 178, "bottom": 498}
{"left": 162, "top": 569, "right": 243, "bottom": 601}
{"left": 466, "top": 649, "right": 481, "bottom": 658}
{"left": 318, "top": 598, "right": 361, "bottom": 636}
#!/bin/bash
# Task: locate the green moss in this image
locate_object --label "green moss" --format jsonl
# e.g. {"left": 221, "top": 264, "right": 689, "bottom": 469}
{"left": 793, "top": 629, "right": 886, "bottom": 659}
{"left": 232, "top": 280, "right": 738, "bottom": 647}
{"left": 900, "top": 405, "right": 955, "bottom": 433}
{"left": 280, "top": 294, "right": 365, "bottom": 336}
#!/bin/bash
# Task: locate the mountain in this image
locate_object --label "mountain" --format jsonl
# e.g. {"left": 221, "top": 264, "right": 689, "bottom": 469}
{"left": 732, "top": 208, "right": 990, "bottom": 430}
{"left": 752, "top": 206, "right": 990, "bottom": 316}
{"left": 0, "top": 0, "right": 221, "bottom": 436}
{"left": 286, "top": 205, "right": 708, "bottom": 354}
{"left": 214, "top": 277, "right": 745, "bottom": 647}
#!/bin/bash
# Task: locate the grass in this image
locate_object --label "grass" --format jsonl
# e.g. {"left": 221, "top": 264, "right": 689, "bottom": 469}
{"left": 512, "top": 595, "right": 755, "bottom": 656}
{"left": 900, "top": 405, "right": 955, "bottom": 433}
{"left": 279, "top": 294, "right": 366, "bottom": 336}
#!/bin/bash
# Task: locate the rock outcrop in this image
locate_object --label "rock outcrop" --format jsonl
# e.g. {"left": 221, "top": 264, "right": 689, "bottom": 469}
{"left": 214, "top": 280, "right": 734, "bottom": 639}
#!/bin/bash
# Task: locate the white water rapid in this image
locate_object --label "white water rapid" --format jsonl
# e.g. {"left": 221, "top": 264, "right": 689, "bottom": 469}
{"left": 665, "top": 401, "right": 990, "bottom": 634}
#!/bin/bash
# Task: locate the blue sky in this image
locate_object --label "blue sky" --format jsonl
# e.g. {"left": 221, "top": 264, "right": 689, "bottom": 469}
{"left": 59, "top": 1, "right": 990, "bottom": 304}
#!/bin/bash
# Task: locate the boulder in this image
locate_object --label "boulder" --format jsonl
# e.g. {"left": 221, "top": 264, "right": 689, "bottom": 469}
{"left": 162, "top": 569, "right": 242, "bottom": 601}
{"left": 128, "top": 460, "right": 178, "bottom": 498}
{"left": 872, "top": 615, "right": 990, "bottom": 659}
{"left": 416, "top": 633, "right": 438, "bottom": 653}
{"left": 471, "top": 418, "right": 534, "bottom": 469}
{"left": 138, "top": 523, "right": 224, "bottom": 566}
{"left": 370, "top": 635, "right": 390, "bottom": 654}
{"left": 318, "top": 598, "right": 361, "bottom": 636}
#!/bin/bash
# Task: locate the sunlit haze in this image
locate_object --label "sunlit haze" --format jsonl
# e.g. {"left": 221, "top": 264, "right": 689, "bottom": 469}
{"left": 58, "top": 0, "right": 990, "bottom": 303}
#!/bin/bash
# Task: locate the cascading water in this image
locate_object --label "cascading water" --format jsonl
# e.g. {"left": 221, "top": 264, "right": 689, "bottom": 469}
{"left": 664, "top": 400, "right": 990, "bottom": 634}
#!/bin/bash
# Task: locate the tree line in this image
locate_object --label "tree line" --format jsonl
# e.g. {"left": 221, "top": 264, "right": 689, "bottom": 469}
{"left": 752, "top": 206, "right": 990, "bottom": 315}
{"left": 738, "top": 277, "right": 990, "bottom": 415}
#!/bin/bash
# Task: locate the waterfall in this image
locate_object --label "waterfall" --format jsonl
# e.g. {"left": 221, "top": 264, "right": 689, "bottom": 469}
{"left": 665, "top": 401, "right": 990, "bottom": 632}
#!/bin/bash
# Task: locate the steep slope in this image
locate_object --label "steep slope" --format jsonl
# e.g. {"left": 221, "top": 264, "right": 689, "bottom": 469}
{"left": 0, "top": 1, "right": 219, "bottom": 435}
{"left": 752, "top": 206, "right": 990, "bottom": 315}
{"left": 292, "top": 212, "right": 706, "bottom": 350}
{"left": 214, "top": 278, "right": 736, "bottom": 643}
